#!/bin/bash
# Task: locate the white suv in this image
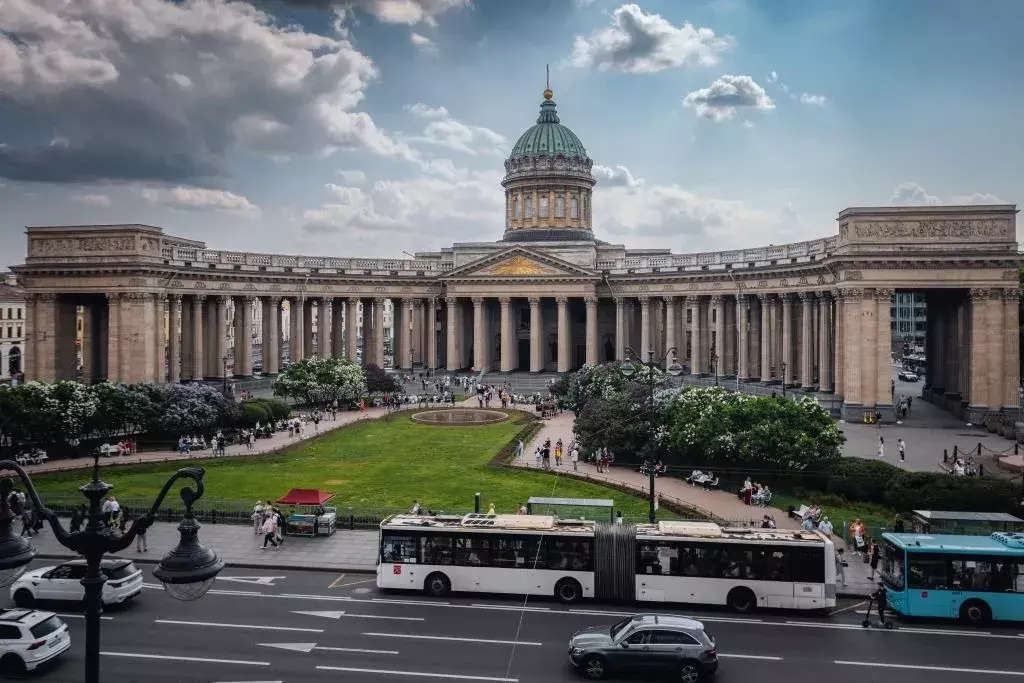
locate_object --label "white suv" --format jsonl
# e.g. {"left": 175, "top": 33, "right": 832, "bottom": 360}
{"left": 11, "top": 558, "right": 144, "bottom": 607}
{"left": 0, "top": 609, "right": 71, "bottom": 676}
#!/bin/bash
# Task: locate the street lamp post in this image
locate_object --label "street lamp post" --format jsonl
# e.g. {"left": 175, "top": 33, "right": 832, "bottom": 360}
{"left": 780, "top": 362, "right": 787, "bottom": 398}
{"left": 619, "top": 347, "right": 684, "bottom": 523}
{"left": 711, "top": 353, "right": 719, "bottom": 387}
{"left": 0, "top": 454, "right": 223, "bottom": 683}
{"left": 222, "top": 355, "right": 229, "bottom": 394}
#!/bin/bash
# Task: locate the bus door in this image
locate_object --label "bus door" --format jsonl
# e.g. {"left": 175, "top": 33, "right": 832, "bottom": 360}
{"left": 905, "top": 554, "right": 954, "bottom": 618}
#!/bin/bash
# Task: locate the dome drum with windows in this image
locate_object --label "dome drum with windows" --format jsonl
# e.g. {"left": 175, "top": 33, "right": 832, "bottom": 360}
{"left": 502, "top": 87, "right": 596, "bottom": 242}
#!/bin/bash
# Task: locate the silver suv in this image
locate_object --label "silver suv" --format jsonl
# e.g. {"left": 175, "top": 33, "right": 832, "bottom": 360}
{"left": 568, "top": 613, "right": 717, "bottom": 681}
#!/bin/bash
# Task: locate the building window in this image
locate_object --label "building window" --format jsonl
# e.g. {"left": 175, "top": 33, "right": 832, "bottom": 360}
{"left": 16, "top": 308, "right": 20, "bottom": 320}
{"left": 570, "top": 197, "right": 579, "bottom": 219}
{"left": 15, "top": 327, "right": 20, "bottom": 338}
{"left": 5, "top": 308, "right": 10, "bottom": 319}
{"left": 525, "top": 196, "right": 534, "bottom": 218}
{"left": 513, "top": 196, "right": 521, "bottom": 219}
{"left": 539, "top": 195, "right": 549, "bottom": 218}
{"left": 582, "top": 195, "right": 588, "bottom": 221}
{"left": 555, "top": 196, "right": 565, "bottom": 218}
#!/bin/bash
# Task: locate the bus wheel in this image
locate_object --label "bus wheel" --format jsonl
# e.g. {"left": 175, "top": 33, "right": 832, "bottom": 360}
{"left": 726, "top": 587, "right": 756, "bottom": 614}
{"left": 555, "top": 578, "right": 583, "bottom": 604}
{"left": 959, "top": 599, "right": 991, "bottom": 626}
{"left": 424, "top": 572, "right": 450, "bottom": 598}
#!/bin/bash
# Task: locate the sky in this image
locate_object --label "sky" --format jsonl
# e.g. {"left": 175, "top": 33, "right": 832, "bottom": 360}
{"left": 1, "top": 0, "right": 1022, "bottom": 264}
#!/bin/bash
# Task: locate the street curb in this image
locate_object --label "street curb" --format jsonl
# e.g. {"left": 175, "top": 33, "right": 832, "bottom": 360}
{"left": 35, "top": 553, "right": 375, "bottom": 575}
{"left": 838, "top": 591, "right": 871, "bottom": 600}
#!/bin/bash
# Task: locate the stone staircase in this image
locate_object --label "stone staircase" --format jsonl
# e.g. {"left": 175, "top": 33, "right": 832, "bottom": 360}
{"left": 482, "top": 371, "right": 564, "bottom": 394}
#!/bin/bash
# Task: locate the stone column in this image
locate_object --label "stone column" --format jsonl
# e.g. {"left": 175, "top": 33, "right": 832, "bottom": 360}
{"left": 237, "top": 296, "right": 254, "bottom": 377}
{"left": 393, "top": 300, "right": 404, "bottom": 369}
{"left": 780, "top": 294, "right": 793, "bottom": 385}
{"left": 179, "top": 296, "right": 193, "bottom": 381}
{"left": 736, "top": 294, "right": 750, "bottom": 379}
{"left": 345, "top": 298, "right": 359, "bottom": 364}
{"left": 585, "top": 297, "right": 599, "bottom": 366}
{"left": 319, "top": 298, "right": 333, "bottom": 360}
{"left": 190, "top": 295, "right": 205, "bottom": 381}
{"left": 402, "top": 298, "right": 415, "bottom": 369}
{"left": 663, "top": 296, "right": 675, "bottom": 367}
{"left": 614, "top": 297, "right": 626, "bottom": 361}
{"left": 758, "top": 295, "right": 771, "bottom": 380}
{"left": 529, "top": 297, "right": 542, "bottom": 372}
{"left": 817, "top": 292, "right": 832, "bottom": 392}
{"left": 53, "top": 296, "right": 76, "bottom": 381}
{"left": 150, "top": 295, "right": 165, "bottom": 383}
{"left": 168, "top": 295, "right": 182, "bottom": 383}
{"left": 689, "top": 297, "right": 703, "bottom": 374}
{"left": 556, "top": 297, "right": 570, "bottom": 372}
{"left": 876, "top": 289, "right": 894, "bottom": 412}
{"left": 290, "top": 298, "right": 305, "bottom": 363}
{"left": 215, "top": 296, "right": 229, "bottom": 378}
{"left": 712, "top": 295, "right": 725, "bottom": 373}
{"left": 1003, "top": 289, "right": 1021, "bottom": 411}
{"left": 639, "top": 297, "right": 651, "bottom": 358}
{"left": 968, "top": 288, "right": 993, "bottom": 419}
{"left": 373, "top": 298, "right": 385, "bottom": 367}
{"left": 472, "top": 297, "right": 486, "bottom": 371}
{"left": 303, "top": 299, "right": 315, "bottom": 359}
{"left": 262, "top": 297, "right": 280, "bottom": 375}
{"left": 748, "top": 296, "right": 760, "bottom": 379}
{"left": 233, "top": 297, "right": 245, "bottom": 376}
{"left": 499, "top": 297, "right": 513, "bottom": 372}
{"left": 840, "top": 289, "right": 864, "bottom": 413}
{"left": 329, "top": 298, "right": 344, "bottom": 360}
{"left": 425, "top": 298, "right": 438, "bottom": 370}
{"left": 833, "top": 290, "right": 845, "bottom": 402}
{"left": 446, "top": 297, "right": 458, "bottom": 372}
{"left": 800, "top": 293, "right": 814, "bottom": 389}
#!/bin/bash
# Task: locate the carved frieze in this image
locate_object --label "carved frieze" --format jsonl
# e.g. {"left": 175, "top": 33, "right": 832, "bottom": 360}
{"left": 193, "top": 281, "right": 205, "bottom": 289}
{"left": 1002, "top": 270, "right": 1019, "bottom": 281}
{"left": 757, "top": 280, "right": 769, "bottom": 288}
{"left": 797, "top": 276, "right": 809, "bottom": 286}
{"left": 218, "top": 282, "right": 229, "bottom": 290}
{"left": 269, "top": 284, "right": 281, "bottom": 292}
{"left": 844, "top": 271, "right": 863, "bottom": 281}
{"left": 128, "top": 278, "right": 147, "bottom": 287}
{"left": 853, "top": 219, "right": 1012, "bottom": 241}
{"left": 779, "top": 279, "right": 789, "bottom": 287}
{"left": 244, "top": 283, "right": 257, "bottom": 291}
{"left": 167, "top": 280, "right": 185, "bottom": 289}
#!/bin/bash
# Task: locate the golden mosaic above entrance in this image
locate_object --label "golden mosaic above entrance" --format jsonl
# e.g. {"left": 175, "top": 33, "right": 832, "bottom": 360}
{"left": 479, "top": 255, "right": 555, "bottom": 276}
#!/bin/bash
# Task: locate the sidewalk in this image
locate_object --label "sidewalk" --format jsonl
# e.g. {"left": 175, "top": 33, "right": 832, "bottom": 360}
{"left": 18, "top": 406, "right": 388, "bottom": 475}
{"left": 26, "top": 519, "right": 380, "bottom": 572}
{"left": 516, "top": 412, "right": 876, "bottom": 597}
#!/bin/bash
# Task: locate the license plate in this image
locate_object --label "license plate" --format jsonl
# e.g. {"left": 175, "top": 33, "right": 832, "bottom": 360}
{"left": 48, "top": 637, "right": 61, "bottom": 649}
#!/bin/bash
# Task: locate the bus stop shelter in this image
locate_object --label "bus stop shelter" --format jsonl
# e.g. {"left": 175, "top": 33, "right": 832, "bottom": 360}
{"left": 527, "top": 497, "right": 614, "bottom": 522}
{"left": 911, "top": 510, "right": 1024, "bottom": 535}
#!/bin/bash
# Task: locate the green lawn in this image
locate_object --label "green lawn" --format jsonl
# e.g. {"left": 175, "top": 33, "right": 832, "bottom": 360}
{"left": 30, "top": 413, "right": 657, "bottom": 518}
{"left": 773, "top": 491, "right": 898, "bottom": 541}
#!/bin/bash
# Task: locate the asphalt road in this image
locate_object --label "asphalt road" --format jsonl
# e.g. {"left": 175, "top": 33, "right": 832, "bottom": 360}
{"left": 12, "top": 563, "right": 1024, "bottom": 683}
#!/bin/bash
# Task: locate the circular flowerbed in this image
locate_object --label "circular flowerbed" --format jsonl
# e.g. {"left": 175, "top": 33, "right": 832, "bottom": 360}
{"left": 410, "top": 409, "right": 509, "bottom": 426}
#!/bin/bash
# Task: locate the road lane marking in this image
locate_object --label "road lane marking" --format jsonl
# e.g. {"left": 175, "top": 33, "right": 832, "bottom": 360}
{"left": 56, "top": 613, "right": 113, "bottom": 621}
{"left": 328, "top": 573, "right": 346, "bottom": 589}
{"left": 260, "top": 642, "right": 398, "bottom": 655}
{"left": 471, "top": 603, "right": 550, "bottom": 612}
{"left": 829, "top": 601, "right": 867, "bottom": 616}
{"left": 315, "top": 666, "right": 517, "bottom": 681}
{"left": 718, "top": 654, "right": 783, "bottom": 661}
{"left": 784, "top": 621, "right": 1018, "bottom": 639}
{"left": 219, "top": 576, "right": 286, "bottom": 587}
{"left": 155, "top": 619, "right": 323, "bottom": 633}
{"left": 101, "top": 651, "right": 269, "bottom": 666}
{"left": 144, "top": 583, "right": 262, "bottom": 597}
{"left": 364, "top": 632, "right": 542, "bottom": 646}
{"left": 371, "top": 597, "right": 451, "bottom": 606}
{"left": 835, "top": 661, "right": 1024, "bottom": 676}
{"left": 292, "top": 609, "right": 424, "bottom": 622}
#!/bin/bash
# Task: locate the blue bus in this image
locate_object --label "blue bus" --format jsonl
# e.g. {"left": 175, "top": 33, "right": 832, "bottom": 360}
{"left": 880, "top": 532, "right": 1024, "bottom": 625}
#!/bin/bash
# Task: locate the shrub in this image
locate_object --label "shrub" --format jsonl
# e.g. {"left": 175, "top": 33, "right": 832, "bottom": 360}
{"left": 823, "top": 458, "right": 902, "bottom": 502}
{"left": 240, "top": 401, "right": 270, "bottom": 427}
{"left": 248, "top": 397, "right": 290, "bottom": 421}
{"left": 883, "top": 472, "right": 1021, "bottom": 514}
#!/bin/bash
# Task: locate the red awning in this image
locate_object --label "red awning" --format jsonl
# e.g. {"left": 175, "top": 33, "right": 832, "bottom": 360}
{"left": 276, "top": 488, "right": 335, "bottom": 506}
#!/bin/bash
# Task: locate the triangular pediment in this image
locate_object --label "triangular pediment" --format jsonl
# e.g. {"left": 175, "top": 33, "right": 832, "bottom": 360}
{"left": 441, "top": 247, "right": 596, "bottom": 280}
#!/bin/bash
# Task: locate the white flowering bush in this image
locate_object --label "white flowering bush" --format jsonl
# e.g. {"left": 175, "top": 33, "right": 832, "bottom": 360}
{"left": 273, "top": 357, "right": 366, "bottom": 406}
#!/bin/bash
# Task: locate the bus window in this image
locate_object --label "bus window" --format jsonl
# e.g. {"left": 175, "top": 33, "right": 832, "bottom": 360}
{"left": 881, "top": 542, "right": 905, "bottom": 589}
{"left": 908, "top": 555, "right": 949, "bottom": 590}
{"left": 493, "top": 537, "right": 529, "bottom": 568}
{"left": 454, "top": 536, "right": 492, "bottom": 566}
{"left": 950, "top": 558, "right": 1024, "bottom": 592}
{"left": 421, "top": 535, "right": 453, "bottom": 565}
{"left": 383, "top": 534, "right": 419, "bottom": 563}
{"left": 549, "top": 538, "right": 592, "bottom": 571}
{"left": 527, "top": 538, "right": 549, "bottom": 569}
{"left": 637, "top": 542, "right": 678, "bottom": 576}
{"left": 790, "top": 548, "right": 825, "bottom": 583}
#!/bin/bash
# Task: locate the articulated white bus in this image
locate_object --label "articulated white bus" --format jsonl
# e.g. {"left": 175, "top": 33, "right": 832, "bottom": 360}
{"left": 376, "top": 514, "right": 837, "bottom": 612}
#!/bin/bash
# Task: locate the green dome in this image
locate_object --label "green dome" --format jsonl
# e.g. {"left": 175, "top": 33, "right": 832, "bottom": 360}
{"left": 508, "top": 96, "right": 589, "bottom": 160}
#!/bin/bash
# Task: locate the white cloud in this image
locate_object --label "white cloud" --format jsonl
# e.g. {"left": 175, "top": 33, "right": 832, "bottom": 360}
{"left": 890, "top": 183, "right": 1007, "bottom": 206}
{"left": 337, "top": 169, "right": 367, "bottom": 184}
{"left": 141, "top": 186, "right": 260, "bottom": 215}
{"left": 889, "top": 182, "right": 941, "bottom": 206}
{"left": 683, "top": 75, "right": 774, "bottom": 121}
{"left": 71, "top": 193, "right": 111, "bottom": 207}
{"left": 799, "top": 93, "right": 827, "bottom": 106}
{"left": 767, "top": 70, "right": 778, "bottom": 83}
{"left": 351, "top": 0, "right": 468, "bottom": 26}
{"left": 410, "top": 31, "right": 437, "bottom": 53}
{"left": 742, "top": 120, "right": 755, "bottom": 128}
{"left": 569, "top": 4, "right": 732, "bottom": 73}
{"left": 402, "top": 103, "right": 507, "bottom": 156}
{"left": 593, "top": 164, "right": 644, "bottom": 190}
{"left": 593, "top": 182, "right": 801, "bottom": 249}
{"left": 0, "top": 0, "right": 415, "bottom": 184}
{"left": 301, "top": 163, "right": 504, "bottom": 246}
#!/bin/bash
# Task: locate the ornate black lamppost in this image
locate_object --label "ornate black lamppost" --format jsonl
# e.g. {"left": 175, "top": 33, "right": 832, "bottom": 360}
{"left": 0, "top": 454, "right": 223, "bottom": 683}
{"left": 711, "top": 352, "right": 719, "bottom": 387}
{"left": 781, "top": 362, "right": 788, "bottom": 398}
{"left": 222, "top": 355, "right": 229, "bottom": 393}
{"left": 619, "top": 347, "right": 684, "bottom": 523}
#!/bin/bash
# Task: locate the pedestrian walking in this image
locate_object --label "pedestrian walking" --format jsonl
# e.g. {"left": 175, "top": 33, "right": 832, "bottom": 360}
{"left": 70, "top": 504, "right": 85, "bottom": 533}
{"left": 571, "top": 446, "right": 579, "bottom": 472}
{"left": 136, "top": 523, "right": 148, "bottom": 552}
{"left": 251, "top": 501, "right": 264, "bottom": 534}
{"left": 835, "top": 547, "right": 847, "bottom": 586}
{"left": 869, "top": 541, "right": 881, "bottom": 580}
{"left": 897, "top": 438, "right": 906, "bottom": 463}
{"left": 877, "top": 436, "right": 885, "bottom": 458}
{"left": 261, "top": 515, "right": 279, "bottom": 550}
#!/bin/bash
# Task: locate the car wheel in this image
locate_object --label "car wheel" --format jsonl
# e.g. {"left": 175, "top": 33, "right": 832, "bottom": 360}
{"left": 555, "top": 578, "right": 582, "bottom": 604}
{"left": 959, "top": 599, "right": 991, "bottom": 626}
{"left": 424, "top": 572, "right": 450, "bottom": 598}
{"left": 726, "top": 587, "right": 756, "bottom": 613}
{"left": 581, "top": 655, "right": 607, "bottom": 680}
{"left": 678, "top": 661, "right": 702, "bottom": 683}
{"left": 0, "top": 653, "right": 26, "bottom": 677}
{"left": 12, "top": 589, "right": 33, "bottom": 608}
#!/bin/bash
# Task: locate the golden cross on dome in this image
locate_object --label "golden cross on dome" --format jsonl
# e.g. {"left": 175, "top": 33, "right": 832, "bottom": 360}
{"left": 544, "top": 64, "right": 553, "bottom": 100}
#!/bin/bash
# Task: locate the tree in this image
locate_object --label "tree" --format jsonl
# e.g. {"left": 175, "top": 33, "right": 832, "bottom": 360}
{"left": 552, "top": 362, "right": 665, "bottom": 412}
{"left": 363, "top": 363, "right": 399, "bottom": 394}
{"left": 273, "top": 357, "right": 366, "bottom": 406}
{"left": 161, "top": 383, "right": 236, "bottom": 436}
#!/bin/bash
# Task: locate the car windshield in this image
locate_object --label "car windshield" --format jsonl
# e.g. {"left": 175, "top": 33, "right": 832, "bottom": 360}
{"left": 29, "top": 616, "right": 63, "bottom": 639}
{"left": 103, "top": 564, "right": 137, "bottom": 580}
{"left": 609, "top": 618, "right": 632, "bottom": 640}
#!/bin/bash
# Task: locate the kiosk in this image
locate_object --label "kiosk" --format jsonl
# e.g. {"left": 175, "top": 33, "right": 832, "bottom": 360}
{"left": 277, "top": 488, "right": 338, "bottom": 537}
